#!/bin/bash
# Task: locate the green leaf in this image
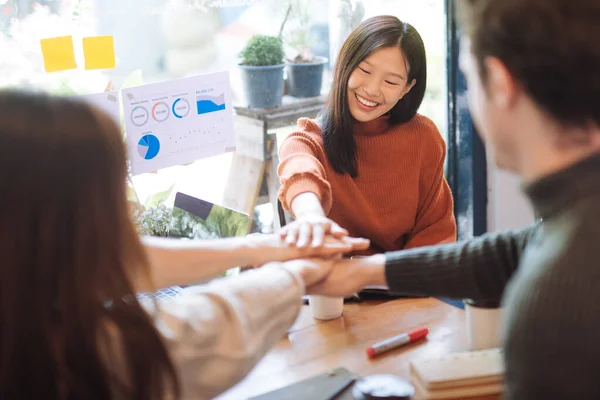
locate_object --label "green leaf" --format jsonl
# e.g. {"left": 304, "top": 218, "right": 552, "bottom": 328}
{"left": 126, "top": 181, "right": 140, "bottom": 203}
{"left": 121, "top": 69, "right": 144, "bottom": 89}
{"left": 144, "top": 183, "right": 176, "bottom": 208}
{"left": 49, "top": 80, "right": 78, "bottom": 96}
{"left": 133, "top": 201, "right": 172, "bottom": 237}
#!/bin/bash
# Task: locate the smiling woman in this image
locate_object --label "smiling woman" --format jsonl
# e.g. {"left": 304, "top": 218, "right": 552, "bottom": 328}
{"left": 277, "top": 15, "right": 456, "bottom": 255}
{"left": 328, "top": 16, "right": 426, "bottom": 176}
{"left": 349, "top": 48, "right": 417, "bottom": 121}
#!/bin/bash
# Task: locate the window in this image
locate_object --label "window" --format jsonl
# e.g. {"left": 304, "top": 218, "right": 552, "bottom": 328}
{"left": 1, "top": 0, "right": 447, "bottom": 231}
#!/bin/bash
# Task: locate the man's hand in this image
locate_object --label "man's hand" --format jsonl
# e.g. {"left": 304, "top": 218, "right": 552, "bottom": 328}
{"left": 307, "top": 254, "right": 387, "bottom": 297}
{"left": 281, "top": 258, "right": 337, "bottom": 288}
{"left": 246, "top": 233, "right": 369, "bottom": 267}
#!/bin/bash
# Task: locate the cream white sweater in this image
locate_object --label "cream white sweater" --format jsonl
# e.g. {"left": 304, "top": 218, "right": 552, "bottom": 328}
{"left": 144, "top": 264, "right": 304, "bottom": 400}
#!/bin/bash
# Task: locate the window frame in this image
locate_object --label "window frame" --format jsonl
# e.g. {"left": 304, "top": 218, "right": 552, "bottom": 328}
{"left": 445, "top": 0, "right": 487, "bottom": 240}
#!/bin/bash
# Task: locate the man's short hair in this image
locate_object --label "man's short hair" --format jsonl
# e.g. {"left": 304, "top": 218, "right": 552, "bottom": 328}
{"left": 457, "top": 0, "right": 600, "bottom": 129}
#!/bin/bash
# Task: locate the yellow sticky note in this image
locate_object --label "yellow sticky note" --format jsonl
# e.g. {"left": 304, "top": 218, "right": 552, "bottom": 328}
{"left": 83, "top": 36, "right": 116, "bottom": 70}
{"left": 40, "top": 36, "right": 77, "bottom": 73}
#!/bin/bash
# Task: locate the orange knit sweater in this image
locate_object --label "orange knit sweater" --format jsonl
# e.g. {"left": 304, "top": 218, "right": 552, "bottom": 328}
{"left": 277, "top": 114, "right": 456, "bottom": 253}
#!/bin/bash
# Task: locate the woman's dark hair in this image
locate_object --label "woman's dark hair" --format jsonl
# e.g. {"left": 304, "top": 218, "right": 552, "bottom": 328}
{"left": 322, "top": 15, "right": 427, "bottom": 177}
{"left": 0, "top": 91, "right": 179, "bottom": 399}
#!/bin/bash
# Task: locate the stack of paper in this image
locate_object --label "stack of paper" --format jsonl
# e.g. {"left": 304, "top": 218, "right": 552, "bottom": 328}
{"left": 409, "top": 348, "right": 504, "bottom": 399}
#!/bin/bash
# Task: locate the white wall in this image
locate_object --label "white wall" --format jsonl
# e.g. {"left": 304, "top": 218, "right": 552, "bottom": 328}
{"left": 487, "top": 164, "right": 535, "bottom": 232}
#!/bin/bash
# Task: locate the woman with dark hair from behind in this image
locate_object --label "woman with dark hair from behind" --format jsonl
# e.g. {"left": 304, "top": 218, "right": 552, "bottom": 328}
{"left": 278, "top": 16, "right": 456, "bottom": 253}
{"left": 0, "top": 90, "right": 367, "bottom": 400}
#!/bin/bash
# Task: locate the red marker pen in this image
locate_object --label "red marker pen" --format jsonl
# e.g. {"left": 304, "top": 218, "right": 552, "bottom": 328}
{"left": 366, "top": 327, "right": 429, "bottom": 358}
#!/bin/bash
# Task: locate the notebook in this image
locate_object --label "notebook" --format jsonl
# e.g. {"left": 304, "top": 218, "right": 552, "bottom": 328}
{"left": 410, "top": 348, "right": 504, "bottom": 399}
{"left": 138, "top": 192, "right": 251, "bottom": 301}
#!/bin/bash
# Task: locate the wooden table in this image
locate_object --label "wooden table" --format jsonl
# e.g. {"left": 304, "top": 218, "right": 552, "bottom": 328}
{"left": 216, "top": 297, "right": 499, "bottom": 399}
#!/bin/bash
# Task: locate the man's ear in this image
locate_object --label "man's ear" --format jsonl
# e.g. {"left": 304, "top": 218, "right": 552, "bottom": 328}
{"left": 484, "top": 56, "right": 518, "bottom": 108}
{"left": 403, "top": 79, "right": 417, "bottom": 97}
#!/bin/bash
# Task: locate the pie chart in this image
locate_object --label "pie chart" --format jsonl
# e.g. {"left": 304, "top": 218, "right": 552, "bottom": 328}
{"left": 137, "top": 134, "right": 160, "bottom": 160}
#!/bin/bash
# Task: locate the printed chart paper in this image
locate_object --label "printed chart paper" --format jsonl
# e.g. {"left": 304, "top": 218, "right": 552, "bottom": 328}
{"left": 122, "top": 72, "right": 235, "bottom": 175}
{"left": 76, "top": 91, "right": 121, "bottom": 126}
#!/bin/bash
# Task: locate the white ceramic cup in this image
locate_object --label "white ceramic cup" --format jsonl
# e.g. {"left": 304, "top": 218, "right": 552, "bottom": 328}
{"left": 308, "top": 295, "right": 344, "bottom": 320}
{"left": 464, "top": 299, "right": 503, "bottom": 350}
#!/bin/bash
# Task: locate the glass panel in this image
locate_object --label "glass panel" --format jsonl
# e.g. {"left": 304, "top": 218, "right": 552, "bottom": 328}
{"left": 1, "top": 0, "right": 447, "bottom": 231}
{"left": 1, "top": 0, "right": 445, "bottom": 130}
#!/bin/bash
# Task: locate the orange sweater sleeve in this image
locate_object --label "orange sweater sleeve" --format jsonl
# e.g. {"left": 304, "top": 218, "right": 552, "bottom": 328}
{"left": 277, "top": 118, "right": 333, "bottom": 214}
{"left": 404, "top": 134, "right": 457, "bottom": 249}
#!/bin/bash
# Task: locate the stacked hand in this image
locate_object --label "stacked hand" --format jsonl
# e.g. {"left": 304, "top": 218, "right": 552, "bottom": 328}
{"left": 247, "top": 231, "right": 369, "bottom": 267}
{"left": 260, "top": 214, "right": 387, "bottom": 297}
{"left": 279, "top": 215, "right": 349, "bottom": 248}
{"left": 306, "top": 255, "right": 386, "bottom": 296}
{"left": 280, "top": 258, "right": 339, "bottom": 290}
{"left": 280, "top": 255, "right": 386, "bottom": 297}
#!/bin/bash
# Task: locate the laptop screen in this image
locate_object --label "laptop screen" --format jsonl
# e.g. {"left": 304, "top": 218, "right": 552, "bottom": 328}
{"left": 169, "top": 192, "right": 251, "bottom": 239}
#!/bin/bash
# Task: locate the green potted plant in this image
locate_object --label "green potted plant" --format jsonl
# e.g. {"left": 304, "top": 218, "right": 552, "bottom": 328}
{"left": 238, "top": 34, "right": 285, "bottom": 109}
{"left": 282, "top": 1, "right": 328, "bottom": 98}
{"left": 133, "top": 200, "right": 172, "bottom": 237}
{"left": 169, "top": 203, "right": 249, "bottom": 239}
{"left": 133, "top": 200, "right": 240, "bottom": 278}
{"left": 130, "top": 181, "right": 175, "bottom": 237}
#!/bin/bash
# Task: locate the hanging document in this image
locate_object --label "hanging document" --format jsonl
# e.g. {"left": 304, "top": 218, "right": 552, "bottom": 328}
{"left": 122, "top": 71, "right": 236, "bottom": 175}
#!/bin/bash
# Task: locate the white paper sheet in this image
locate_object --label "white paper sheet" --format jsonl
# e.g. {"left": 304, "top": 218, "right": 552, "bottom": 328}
{"left": 122, "top": 72, "right": 235, "bottom": 175}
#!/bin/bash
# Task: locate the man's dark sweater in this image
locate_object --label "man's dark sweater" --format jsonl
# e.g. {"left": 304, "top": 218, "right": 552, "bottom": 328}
{"left": 384, "top": 153, "right": 600, "bottom": 399}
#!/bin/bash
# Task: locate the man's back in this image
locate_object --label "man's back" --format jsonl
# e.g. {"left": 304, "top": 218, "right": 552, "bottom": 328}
{"left": 502, "top": 154, "right": 600, "bottom": 399}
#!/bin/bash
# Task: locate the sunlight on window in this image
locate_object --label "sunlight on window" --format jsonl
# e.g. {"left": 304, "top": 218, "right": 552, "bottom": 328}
{"left": 1, "top": 0, "right": 447, "bottom": 230}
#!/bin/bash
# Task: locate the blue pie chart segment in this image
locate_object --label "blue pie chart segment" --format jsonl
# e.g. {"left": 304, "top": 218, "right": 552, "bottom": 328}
{"left": 137, "top": 134, "right": 160, "bottom": 160}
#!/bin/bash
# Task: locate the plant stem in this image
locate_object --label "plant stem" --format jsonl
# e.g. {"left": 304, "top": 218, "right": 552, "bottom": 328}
{"left": 278, "top": 3, "right": 293, "bottom": 39}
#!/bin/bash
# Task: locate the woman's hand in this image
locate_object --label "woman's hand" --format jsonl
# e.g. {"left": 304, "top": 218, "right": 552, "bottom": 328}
{"left": 280, "top": 215, "right": 349, "bottom": 247}
{"left": 285, "top": 192, "right": 348, "bottom": 247}
{"left": 281, "top": 258, "right": 337, "bottom": 288}
{"left": 246, "top": 233, "right": 369, "bottom": 267}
